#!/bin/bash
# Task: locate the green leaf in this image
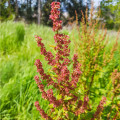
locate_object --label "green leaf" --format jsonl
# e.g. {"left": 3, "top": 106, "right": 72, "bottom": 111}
{"left": 68, "top": 112, "right": 75, "bottom": 120}
{"left": 64, "top": 96, "right": 72, "bottom": 100}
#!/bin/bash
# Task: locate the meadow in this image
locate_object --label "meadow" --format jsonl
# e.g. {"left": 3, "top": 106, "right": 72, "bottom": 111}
{"left": 0, "top": 21, "right": 120, "bottom": 120}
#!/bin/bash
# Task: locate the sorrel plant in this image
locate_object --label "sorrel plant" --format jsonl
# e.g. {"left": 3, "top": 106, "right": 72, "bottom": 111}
{"left": 72, "top": 2, "right": 120, "bottom": 119}
{"left": 34, "top": 2, "right": 107, "bottom": 120}
{"left": 73, "top": 4, "right": 119, "bottom": 95}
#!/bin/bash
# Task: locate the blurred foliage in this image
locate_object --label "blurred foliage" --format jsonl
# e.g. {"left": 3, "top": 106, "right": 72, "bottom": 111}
{"left": 65, "top": 0, "right": 86, "bottom": 22}
{"left": 41, "top": 0, "right": 87, "bottom": 26}
{"left": 0, "top": 0, "right": 14, "bottom": 21}
{"left": 0, "top": 0, "right": 120, "bottom": 30}
{"left": 41, "top": 0, "right": 53, "bottom": 26}
{"left": 100, "top": 0, "right": 120, "bottom": 29}
{"left": 0, "top": 0, "right": 89, "bottom": 25}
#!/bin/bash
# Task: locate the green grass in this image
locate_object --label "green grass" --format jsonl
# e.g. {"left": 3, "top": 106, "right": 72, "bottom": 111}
{"left": 0, "top": 21, "right": 55, "bottom": 120}
{"left": 0, "top": 21, "right": 120, "bottom": 120}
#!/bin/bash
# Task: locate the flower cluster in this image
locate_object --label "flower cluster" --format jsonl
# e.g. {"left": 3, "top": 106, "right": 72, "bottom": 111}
{"left": 75, "top": 95, "right": 89, "bottom": 115}
{"left": 35, "top": 36, "right": 56, "bottom": 66}
{"left": 71, "top": 54, "right": 82, "bottom": 87}
{"left": 91, "top": 96, "right": 107, "bottom": 120}
{"left": 34, "top": 2, "right": 107, "bottom": 120}
{"left": 34, "top": 60, "right": 54, "bottom": 86}
{"left": 34, "top": 2, "right": 83, "bottom": 119}
{"left": 113, "top": 112, "right": 119, "bottom": 120}
{"left": 49, "top": 2, "right": 62, "bottom": 31}
{"left": 110, "top": 70, "right": 120, "bottom": 120}
{"left": 47, "top": 89, "right": 62, "bottom": 107}
{"left": 111, "top": 69, "right": 120, "bottom": 91}
{"left": 34, "top": 101, "right": 51, "bottom": 120}
{"left": 34, "top": 75, "right": 62, "bottom": 107}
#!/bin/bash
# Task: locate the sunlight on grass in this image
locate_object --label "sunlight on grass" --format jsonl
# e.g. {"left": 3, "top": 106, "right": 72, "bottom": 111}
{"left": 0, "top": 21, "right": 120, "bottom": 119}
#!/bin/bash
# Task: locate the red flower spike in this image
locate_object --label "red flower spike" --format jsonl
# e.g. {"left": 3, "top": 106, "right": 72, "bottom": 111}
{"left": 34, "top": 2, "right": 84, "bottom": 119}
{"left": 91, "top": 97, "right": 107, "bottom": 120}
{"left": 34, "top": 101, "right": 51, "bottom": 119}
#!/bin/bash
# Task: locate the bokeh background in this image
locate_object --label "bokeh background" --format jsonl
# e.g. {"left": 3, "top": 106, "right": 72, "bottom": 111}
{"left": 0, "top": 0, "right": 120, "bottom": 29}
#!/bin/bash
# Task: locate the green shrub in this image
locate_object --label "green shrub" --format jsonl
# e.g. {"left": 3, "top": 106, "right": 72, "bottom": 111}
{"left": 72, "top": 5, "right": 120, "bottom": 119}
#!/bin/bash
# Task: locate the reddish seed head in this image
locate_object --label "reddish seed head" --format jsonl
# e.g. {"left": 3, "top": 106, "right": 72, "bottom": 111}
{"left": 34, "top": 2, "right": 83, "bottom": 119}
{"left": 35, "top": 101, "right": 39, "bottom": 107}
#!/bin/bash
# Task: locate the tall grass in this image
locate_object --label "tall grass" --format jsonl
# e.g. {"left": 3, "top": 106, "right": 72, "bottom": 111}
{"left": 0, "top": 21, "right": 55, "bottom": 120}
{"left": 0, "top": 22, "right": 25, "bottom": 55}
{"left": 15, "top": 24, "right": 25, "bottom": 46}
{"left": 0, "top": 21, "right": 120, "bottom": 119}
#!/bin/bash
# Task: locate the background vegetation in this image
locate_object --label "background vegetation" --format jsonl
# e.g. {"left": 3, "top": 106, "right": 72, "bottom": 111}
{"left": 0, "top": 21, "right": 120, "bottom": 119}
{"left": 0, "top": 0, "right": 120, "bottom": 29}
{"left": 0, "top": 0, "right": 120, "bottom": 119}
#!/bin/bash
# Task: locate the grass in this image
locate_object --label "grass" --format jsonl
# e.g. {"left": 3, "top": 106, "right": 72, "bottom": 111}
{"left": 0, "top": 21, "right": 120, "bottom": 120}
{"left": 0, "top": 21, "right": 54, "bottom": 120}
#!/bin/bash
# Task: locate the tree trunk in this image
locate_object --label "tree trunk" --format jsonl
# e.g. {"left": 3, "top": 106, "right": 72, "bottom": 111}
{"left": 0, "top": 0, "right": 1, "bottom": 16}
{"left": 27, "top": 0, "right": 28, "bottom": 16}
{"left": 38, "top": 0, "right": 41, "bottom": 25}
{"left": 8, "top": 0, "right": 11, "bottom": 15}
{"left": 29, "top": 0, "right": 32, "bottom": 20}
{"left": 15, "top": 0, "right": 18, "bottom": 19}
